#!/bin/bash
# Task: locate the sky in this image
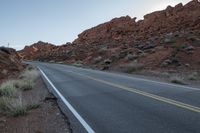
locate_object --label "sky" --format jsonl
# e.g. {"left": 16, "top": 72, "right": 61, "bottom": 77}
{"left": 0, "top": 0, "right": 191, "bottom": 50}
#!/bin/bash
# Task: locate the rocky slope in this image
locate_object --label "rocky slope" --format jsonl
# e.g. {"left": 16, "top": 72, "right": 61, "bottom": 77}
{"left": 18, "top": 41, "right": 56, "bottom": 60}
{"left": 0, "top": 47, "right": 24, "bottom": 80}
{"left": 19, "top": 0, "right": 200, "bottom": 72}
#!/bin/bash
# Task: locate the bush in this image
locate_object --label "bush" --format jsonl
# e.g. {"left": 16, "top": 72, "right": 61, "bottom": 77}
{"left": 72, "top": 61, "right": 83, "bottom": 67}
{"left": 170, "top": 76, "right": 185, "bottom": 85}
{"left": 27, "top": 65, "right": 36, "bottom": 70}
{"left": 17, "top": 80, "right": 34, "bottom": 91}
{"left": 92, "top": 56, "right": 102, "bottom": 64}
{"left": 188, "top": 72, "right": 198, "bottom": 81}
{"left": 20, "top": 69, "right": 39, "bottom": 81}
{"left": 0, "top": 81, "right": 17, "bottom": 97}
{"left": 0, "top": 95, "right": 27, "bottom": 117}
{"left": 0, "top": 97, "right": 10, "bottom": 111}
{"left": 126, "top": 54, "right": 138, "bottom": 61}
{"left": 0, "top": 65, "right": 40, "bottom": 117}
{"left": 9, "top": 106, "right": 27, "bottom": 117}
{"left": 0, "top": 96, "right": 40, "bottom": 117}
{"left": 120, "top": 63, "right": 144, "bottom": 73}
{"left": 26, "top": 103, "right": 40, "bottom": 110}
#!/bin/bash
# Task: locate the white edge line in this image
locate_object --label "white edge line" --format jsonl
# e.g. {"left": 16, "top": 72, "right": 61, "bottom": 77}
{"left": 38, "top": 67, "right": 95, "bottom": 133}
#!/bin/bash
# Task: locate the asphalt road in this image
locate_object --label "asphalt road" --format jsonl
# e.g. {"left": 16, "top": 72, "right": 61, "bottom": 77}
{"left": 33, "top": 62, "right": 200, "bottom": 133}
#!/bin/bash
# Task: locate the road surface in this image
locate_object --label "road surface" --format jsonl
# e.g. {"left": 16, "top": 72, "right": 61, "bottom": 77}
{"left": 32, "top": 62, "right": 200, "bottom": 133}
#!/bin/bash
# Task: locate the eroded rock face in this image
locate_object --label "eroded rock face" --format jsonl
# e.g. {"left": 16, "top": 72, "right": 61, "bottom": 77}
{"left": 0, "top": 47, "right": 24, "bottom": 79}
{"left": 19, "top": 0, "right": 200, "bottom": 71}
{"left": 74, "top": 0, "right": 200, "bottom": 46}
{"left": 18, "top": 41, "right": 56, "bottom": 60}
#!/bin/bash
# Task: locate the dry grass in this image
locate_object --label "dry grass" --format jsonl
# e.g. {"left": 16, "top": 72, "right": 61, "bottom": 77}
{"left": 120, "top": 63, "right": 144, "bottom": 73}
{"left": 170, "top": 76, "right": 185, "bottom": 85}
{"left": 0, "top": 65, "right": 40, "bottom": 117}
{"left": 16, "top": 80, "right": 34, "bottom": 91}
{"left": 7, "top": 95, "right": 27, "bottom": 117}
{"left": 188, "top": 72, "right": 198, "bottom": 81}
{"left": 27, "top": 65, "right": 36, "bottom": 70}
{"left": 0, "top": 80, "right": 17, "bottom": 97}
{"left": 0, "top": 96, "right": 10, "bottom": 111}
{"left": 20, "top": 69, "right": 39, "bottom": 81}
{"left": 0, "top": 94, "right": 26, "bottom": 116}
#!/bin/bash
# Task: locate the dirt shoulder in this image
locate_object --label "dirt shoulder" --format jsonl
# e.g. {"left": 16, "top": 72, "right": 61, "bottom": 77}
{"left": 0, "top": 67, "right": 71, "bottom": 133}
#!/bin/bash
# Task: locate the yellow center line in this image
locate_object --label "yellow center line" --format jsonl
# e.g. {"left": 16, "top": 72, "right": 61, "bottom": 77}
{"left": 67, "top": 70, "right": 200, "bottom": 113}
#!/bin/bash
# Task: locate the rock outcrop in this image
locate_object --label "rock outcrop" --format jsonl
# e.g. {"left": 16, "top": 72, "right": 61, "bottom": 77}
{"left": 0, "top": 47, "right": 24, "bottom": 80}
{"left": 18, "top": 41, "right": 56, "bottom": 60}
{"left": 74, "top": 0, "right": 200, "bottom": 46}
{"left": 19, "top": 0, "right": 200, "bottom": 71}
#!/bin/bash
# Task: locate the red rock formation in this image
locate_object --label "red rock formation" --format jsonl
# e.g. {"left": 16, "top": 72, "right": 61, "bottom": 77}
{"left": 18, "top": 41, "right": 56, "bottom": 60}
{"left": 74, "top": 0, "right": 200, "bottom": 46}
{"left": 19, "top": 0, "right": 200, "bottom": 71}
{"left": 0, "top": 47, "right": 24, "bottom": 79}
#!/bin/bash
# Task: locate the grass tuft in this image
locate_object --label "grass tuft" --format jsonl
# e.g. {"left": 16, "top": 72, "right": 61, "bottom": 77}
{"left": 170, "top": 76, "right": 185, "bottom": 85}
{"left": 19, "top": 68, "right": 39, "bottom": 82}
{"left": 0, "top": 97, "right": 10, "bottom": 111}
{"left": 26, "top": 103, "right": 40, "bottom": 110}
{"left": 18, "top": 80, "right": 34, "bottom": 91}
{"left": 120, "top": 63, "right": 144, "bottom": 73}
{"left": 9, "top": 106, "right": 27, "bottom": 117}
{"left": 0, "top": 81, "right": 17, "bottom": 97}
{"left": 188, "top": 72, "right": 198, "bottom": 81}
{"left": 27, "top": 65, "right": 36, "bottom": 71}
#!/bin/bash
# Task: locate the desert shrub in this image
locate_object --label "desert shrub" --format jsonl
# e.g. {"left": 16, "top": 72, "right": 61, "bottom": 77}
{"left": 0, "top": 95, "right": 27, "bottom": 116}
{"left": 9, "top": 105, "right": 27, "bottom": 117}
{"left": 0, "top": 81, "right": 17, "bottom": 97}
{"left": 0, "top": 96, "right": 40, "bottom": 117}
{"left": 58, "top": 61, "right": 64, "bottom": 64}
{"left": 73, "top": 61, "right": 83, "bottom": 67}
{"left": 17, "top": 80, "right": 34, "bottom": 91}
{"left": 20, "top": 69, "right": 39, "bottom": 81}
{"left": 49, "top": 60, "right": 55, "bottom": 63}
{"left": 27, "top": 65, "right": 36, "bottom": 70}
{"left": 0, "top": 66, "right": 40, "bottom": 117}
{"left": 170, "top": 76, "right": 185, "bottom": 85}
{"left": 0, "top": 97, "right": 10, "bottom": 111}
{"left": 120, "top": 63, "right": 144, "bottom": 73}
{"left": 26, "top": 102, "right": 40, "bottom": 110}
{"left": 188, "top": 72, "right": 198, "bottom": 80}
{"left": 126, "top": 54, "right": 138, "bottom": 61}
{"left": 160, "top": 72, "right": 170, "bottom": 78}
{"left": 104, "top": 59, "right": 112, "bottom": 64}
{"left": 92, "top": 56, "right": 102, "bottom": 64}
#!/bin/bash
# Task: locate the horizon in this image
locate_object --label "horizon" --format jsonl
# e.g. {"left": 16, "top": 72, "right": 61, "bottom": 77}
{"left": 0, "top": 0, "right": 191, "bottom": 50}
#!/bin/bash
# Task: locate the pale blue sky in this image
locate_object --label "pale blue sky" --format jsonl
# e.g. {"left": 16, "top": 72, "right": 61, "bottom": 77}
{"left": 0, "top": 0, "right": 191, "bottom": 50}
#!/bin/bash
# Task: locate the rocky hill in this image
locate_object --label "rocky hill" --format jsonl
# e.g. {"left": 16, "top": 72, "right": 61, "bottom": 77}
{"left": 19, "top": 0, "right": 200, "bottom": 72}
{"left": 0, "top": 47, "right": 24, "bottom": 80}
{"left": 18, "top": 41, "right": 56, "bottom": 60}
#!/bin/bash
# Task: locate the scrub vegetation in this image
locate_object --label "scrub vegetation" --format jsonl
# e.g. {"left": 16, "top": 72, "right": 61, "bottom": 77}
{"left": 0, "top": 65, "right": 40, "bottom": 117}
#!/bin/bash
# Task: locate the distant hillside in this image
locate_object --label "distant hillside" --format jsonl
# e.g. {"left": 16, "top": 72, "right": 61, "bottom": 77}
{"left": 18, "top": 41, "right": 56, "bottom": 60}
